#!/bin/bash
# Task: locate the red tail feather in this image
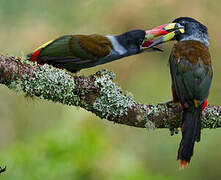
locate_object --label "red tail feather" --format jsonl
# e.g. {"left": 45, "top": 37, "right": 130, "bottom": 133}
{"left": 179, "top": 160, "right": 189, "bottom": 170}
{"left": 29, "top": 50, "right": 40, "bottom": 62}
{"left": 28, "top": 50, "right": 45, "bottom": 65}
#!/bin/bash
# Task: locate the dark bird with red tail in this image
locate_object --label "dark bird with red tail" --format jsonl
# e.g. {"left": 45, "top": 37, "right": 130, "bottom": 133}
{"left": 147, "top": 17, "right": 213, "bottom": 169}
{"left": 27, "top": 23, "right": 183, "bottom": 73}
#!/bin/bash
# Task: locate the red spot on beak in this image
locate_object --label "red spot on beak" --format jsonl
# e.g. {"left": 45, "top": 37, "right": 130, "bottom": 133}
{"left": 142, "top": 40, "right": 154, "bottom": 47}
{"left": 146, "top": 24, "right": 169, "bottom": 36}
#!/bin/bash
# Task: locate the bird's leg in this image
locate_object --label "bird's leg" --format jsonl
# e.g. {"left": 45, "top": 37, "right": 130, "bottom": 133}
{"left": 160, "top": 85, "right": 182, "bottom": 108}
{"left": 157, "top": 86, "right": 179, "bottom": 106}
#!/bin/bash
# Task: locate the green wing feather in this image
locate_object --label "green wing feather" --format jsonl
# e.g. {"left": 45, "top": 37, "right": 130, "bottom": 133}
{"left": 39, "top": 35, "right": 75, "bottom": 57}
{"left": 38, "top": 34, "right": 112, "bottom": 60}
{"left": 170, "top": 56, "right": 213, "bottom": 106}
{"left": 29, "top": 34, "right": 112, "bottom": 72}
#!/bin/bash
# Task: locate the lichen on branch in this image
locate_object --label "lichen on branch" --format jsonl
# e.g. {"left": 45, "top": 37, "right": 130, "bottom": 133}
{"left": 0, "top": 55, "right": 220, "bottom": 131}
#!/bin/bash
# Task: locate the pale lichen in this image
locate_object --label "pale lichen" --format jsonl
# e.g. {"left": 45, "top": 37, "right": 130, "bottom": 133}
{"left": 1, "top": 55, "right": 220, "bottom": 130}
{"left": 202, "top": 107, "right": 221, "bottom": 128}
{"left": 22, "top": 64, "right": 80, "bottom": 106}
{"left": 93, "top": 69, "right": 136, "bottom": 119}
{"left": 7, "top": 78, "right": 23, "bottom": 93}
{"left": 139, "top": 104, "right": 156, "bottom": 130}
{"left": 145, "top": 120, "right": 156, "bottom": 130}
{"left": 141, "top": 103, "right": 180, "bottom": 133}
{"left": 18, "top": 56, "right": 34, "bottom": 66}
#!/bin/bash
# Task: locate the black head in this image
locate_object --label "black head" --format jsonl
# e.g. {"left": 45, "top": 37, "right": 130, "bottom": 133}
{"left": 172, "top": 17, "right": 209, "bottom": 46}
{"left": 116, "top": 29, "right": 146, "bottom": 54}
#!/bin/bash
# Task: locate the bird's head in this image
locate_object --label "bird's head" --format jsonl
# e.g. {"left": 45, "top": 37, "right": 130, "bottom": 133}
{"left": 116, "top": 23, "right": 184, "bottom": 54}
{"left": 146, "top": 17, "right": 209, "bottom": 49}
{"left": 172, "top": 17, "right": 209, "bottom": 46}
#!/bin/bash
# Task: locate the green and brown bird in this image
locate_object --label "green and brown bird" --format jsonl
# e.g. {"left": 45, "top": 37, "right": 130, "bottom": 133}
{"left": 27, "top": 24, "right": 183, "bottom": 73}
{"left": 147, "top": 17, "right": 213, "bottom": 169}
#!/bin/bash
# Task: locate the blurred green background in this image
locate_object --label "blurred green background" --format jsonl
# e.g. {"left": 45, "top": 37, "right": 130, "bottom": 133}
{"left": 0, "top": 0, "right": 220, "bottom": 179}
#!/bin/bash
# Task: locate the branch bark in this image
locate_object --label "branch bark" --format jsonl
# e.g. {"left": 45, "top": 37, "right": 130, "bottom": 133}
{"left": 0, "top": 55, "right": 220, "bottom": 132}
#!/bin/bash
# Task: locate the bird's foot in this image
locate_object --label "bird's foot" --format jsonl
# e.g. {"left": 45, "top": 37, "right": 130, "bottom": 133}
{"left": 0, "top": 166, "right": 6, "bottom": 174}
{"left": 169, "top": 127, "right": 179, "bottom": 136}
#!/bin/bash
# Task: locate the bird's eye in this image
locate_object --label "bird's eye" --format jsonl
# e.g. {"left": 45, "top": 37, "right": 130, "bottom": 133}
{"left": 179, "top": 21, "right": 185, "bottom": 26}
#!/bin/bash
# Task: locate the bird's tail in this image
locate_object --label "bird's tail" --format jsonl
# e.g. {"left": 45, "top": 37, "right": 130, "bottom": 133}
{"left": 27, "top": 35, "right": 73, "bottom": 63}
{"left": 178, "top": 106, "right": 201, "bottom": 170}
{"left": 26, "top": 36, "right": 83, "bottom": 73}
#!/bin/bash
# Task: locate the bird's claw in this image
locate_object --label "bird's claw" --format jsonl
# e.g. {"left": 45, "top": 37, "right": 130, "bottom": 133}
{"left": 169, "top": 127, "right": 179, "bottom": 136}
{"left": 158, "top": 100, "right": 174, "bottom": 107}
{"left": 0, "top": 166, "right": 6, "bottom": 174}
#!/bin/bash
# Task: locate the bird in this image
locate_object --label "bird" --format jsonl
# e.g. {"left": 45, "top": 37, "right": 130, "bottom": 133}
{"left": 27, "top": 23, "right": 183, "bottom": 73}
{"left": 147, "top": 17, "right": 213, "bottom": 169}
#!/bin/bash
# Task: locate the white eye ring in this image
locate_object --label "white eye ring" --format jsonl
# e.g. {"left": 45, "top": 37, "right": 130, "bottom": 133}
{"left": 180, "top": 21, "right": 185, "bottom": 25}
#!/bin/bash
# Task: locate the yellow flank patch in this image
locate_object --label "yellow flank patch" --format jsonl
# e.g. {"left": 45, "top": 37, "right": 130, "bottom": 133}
{"left": 194, "top": 99, "right": 199, "bottom": 108}
{"left": 34, "top": 39, "right": 55, "bottom": 52}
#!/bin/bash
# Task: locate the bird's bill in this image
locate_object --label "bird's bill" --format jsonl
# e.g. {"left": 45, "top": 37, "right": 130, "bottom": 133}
{"left": 144, "top": 23, "right": 184, "bottom": 41}
{"left": 145, "top": 28, "right": 185, "bottom": 49}
{"left": 141, "top": 23, "right": 184, "bottom": 50}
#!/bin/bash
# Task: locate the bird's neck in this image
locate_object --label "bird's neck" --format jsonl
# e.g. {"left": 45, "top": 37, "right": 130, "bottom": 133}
{"left": 179, "top": 32, "right": 209, "bottom": 47}
{"left": 106, "top": 35, "right": 128, "bottom": 56}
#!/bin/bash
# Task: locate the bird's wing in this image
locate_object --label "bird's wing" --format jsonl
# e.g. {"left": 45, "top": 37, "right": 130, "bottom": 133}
{"left": 70, "top": 34, "right": 113, "bottom": 59}
{"left": 169, "top": 41, "right": 213, "bottom": 107}
{"left": 28, "top": 34, "right": 113, "bottom": 72}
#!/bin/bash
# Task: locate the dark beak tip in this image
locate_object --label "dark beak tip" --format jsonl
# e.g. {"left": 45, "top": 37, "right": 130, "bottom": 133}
{"left": 151, "top": 45, "right": 164, "bottom": 52}
{"left": 154, "top": 47, "right": 164, "bottom": 52}
{"left": 142, "top": 39, "right": 164, "bottom": 52}
{"left": 146, "top": 36, "right": 164, "bottom": 49}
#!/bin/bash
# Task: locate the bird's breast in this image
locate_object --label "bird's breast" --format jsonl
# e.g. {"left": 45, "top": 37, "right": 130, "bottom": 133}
{"left": 171, "top": 40, "right": 211, "bottom": 66}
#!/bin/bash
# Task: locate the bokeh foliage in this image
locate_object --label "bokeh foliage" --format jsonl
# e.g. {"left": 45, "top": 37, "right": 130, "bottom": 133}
{"left": 0, "top": 0, "right": 221, "bottom": 179}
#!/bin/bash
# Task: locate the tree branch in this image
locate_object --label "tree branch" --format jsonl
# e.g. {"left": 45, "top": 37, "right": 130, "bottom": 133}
{"left": 0, "top": 55, "right": 220, "bottom": 132}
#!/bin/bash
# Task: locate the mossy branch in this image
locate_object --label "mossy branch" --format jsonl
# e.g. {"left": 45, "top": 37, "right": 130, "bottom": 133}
{"left": 0, "top": 55, "right": 220, "bottom": 132}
